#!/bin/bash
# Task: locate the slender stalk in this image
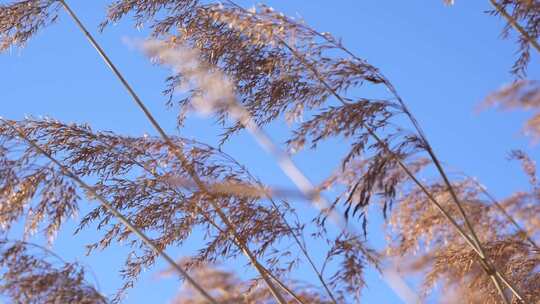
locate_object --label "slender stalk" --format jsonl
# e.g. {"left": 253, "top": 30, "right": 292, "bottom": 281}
{"left": 214, "top": 101, "right": 344, "bottom": 303}
{"left": 203, "top": 92, "right": 349, "bottom": 303}
{"left": 484, "top": 189, "right": 539, "bottom": 249}
{"left": 411, "top": 129, "right": 513, "bottom": 304}
{"left": 215, "top": 148, "right": 338, "bottom": 303}
{"left": 466, "top": 176, "right": 539, "bottom": 249}
{"left": 0, "top": 118, "right": 218, "bottom": 304}
{"left": 80, "top": 129, "right": 307, "bottom": 304}
{"left": 312, "top": 4, "right": 534, "bottom": 298}
{"left": 276, "top": 28, "right": 522, "bottom": 304}
{"left": 260, "top": 21, "right": 520, "bottom": 303}
{"left": 57, "top": 1, "right": 287, "bottom": 302}
{"left": 57, "top": 0, "right": 524, "bottom": 300}
{"left": 270, "top": 0, "right": 508, "bottom": 255}
{"left": 218, "top": 1, "right": 518, "bottom": 301}
{"left": 265, "top": 195, "right": 339, "bottom": 304}
{"left": 307, "top": 12, "right": 531, "bottom": 288}
{"left": 266, "top": 272, "right": 307, "bottom": 304}
{"left": 292, "top": 43, "right": 517, "bottom": 303}
{"left": 489, "top": 0, "right": 540, "bottom": 53}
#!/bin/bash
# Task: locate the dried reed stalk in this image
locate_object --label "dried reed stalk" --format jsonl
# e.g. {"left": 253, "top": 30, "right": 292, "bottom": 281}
{"left": 1, "top": 0, "right": 537, "bottom": 302}
{"left": 489, "top": 0, "right": 540, "bottom": 54}
{"left": 253, "top": 19, "right": 520, "bottom": 304}
{"left": 58, "top": 1, "right": 289, "bottom": 302}
{"left": 246, "top": 7, "right": 523, "bottom": 300}
{"left": 0, "top": 118, "right": 218, "bottom": 304}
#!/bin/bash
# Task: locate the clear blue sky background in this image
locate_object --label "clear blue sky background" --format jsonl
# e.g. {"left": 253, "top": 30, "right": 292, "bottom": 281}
{"left": 1, "top": 0, "right": 539, "bottom": 303}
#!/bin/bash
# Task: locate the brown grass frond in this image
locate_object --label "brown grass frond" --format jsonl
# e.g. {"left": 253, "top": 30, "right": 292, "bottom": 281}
{"left": 0, "top": 118, "right": 296, "bottom": 301}
{"left": 0, "top": 0, "right": 59, "bottom": 51}
{"left": 97, "top": 3, "right": 517, "bottom": 300}
{"left": 385, "top": 173, "right": 540, "bottom": 303}
{"left": 487, "top": 0, "right": 540, "bottom": 76}
{"left": 0, "top": 239, "right": 108, "bottom": 303}
{"left": 2, "top": 0, "right": 537, "bottom": 302}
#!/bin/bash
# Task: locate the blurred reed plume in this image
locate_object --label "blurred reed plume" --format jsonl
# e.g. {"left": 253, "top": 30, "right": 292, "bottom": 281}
{"left": 141, "top": 39, "right": 237, "bottom": 116}
{"left": 483, "top": 80, "right": 540, "bottom": 140}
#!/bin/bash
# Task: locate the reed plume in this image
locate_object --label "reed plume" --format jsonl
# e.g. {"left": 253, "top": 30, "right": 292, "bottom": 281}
{"left": 0, "top": 0, "right": 539, "bottom": 302}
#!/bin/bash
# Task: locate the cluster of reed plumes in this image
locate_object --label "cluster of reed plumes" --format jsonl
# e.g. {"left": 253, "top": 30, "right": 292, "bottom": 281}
{"left": 0, "top": 0, "right": 539, "bottom": 303}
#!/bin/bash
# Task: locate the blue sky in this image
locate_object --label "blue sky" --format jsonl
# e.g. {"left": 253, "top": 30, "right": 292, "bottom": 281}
{"left": 1, "top": 0, "right": 539, "bottom": 303}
